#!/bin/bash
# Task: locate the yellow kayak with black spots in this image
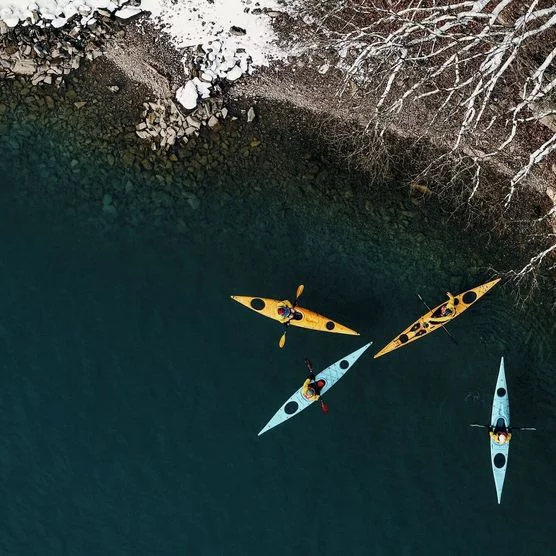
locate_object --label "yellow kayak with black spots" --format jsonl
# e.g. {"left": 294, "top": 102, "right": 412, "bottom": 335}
{"left": 373, "top": 278, "right": 501, "bottom": 358}
{"left": 231, "top": 295, "right": 359, "bottom": 336}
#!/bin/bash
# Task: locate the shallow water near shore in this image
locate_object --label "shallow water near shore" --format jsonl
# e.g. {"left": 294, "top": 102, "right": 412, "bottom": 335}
{"left": 0, "top": 85, "right": 555, "bottom": 555}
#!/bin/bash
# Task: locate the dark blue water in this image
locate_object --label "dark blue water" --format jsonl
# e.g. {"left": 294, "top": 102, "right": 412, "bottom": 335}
{"left": 0, "top": 91, "right": 555, "bottom": 555}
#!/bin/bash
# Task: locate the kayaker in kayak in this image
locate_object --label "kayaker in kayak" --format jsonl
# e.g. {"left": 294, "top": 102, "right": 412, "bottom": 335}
{"left": 302, "top": 358, "right": 322, "bottom": 401}
{"left": 489, "top": 425, "right": 512, "bottom": 445}
{"left": 277, "top": 301, "right": 296, "bottom": 323}
{"left": 433, "top": 292, "right": 456, "bottom": 321}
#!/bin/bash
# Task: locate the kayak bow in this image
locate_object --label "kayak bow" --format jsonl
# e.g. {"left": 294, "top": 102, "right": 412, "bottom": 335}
{"left": 373, "top": 278, "right": 500, "bottom": 358}
{"left": 231, "top": 295, "right": 359, "bottom": 336}
{"left": 490, "top": 357, "right": 510, "bottom": 504}
{"left": 258, "top": 342, "right": 372, "bottom": 436}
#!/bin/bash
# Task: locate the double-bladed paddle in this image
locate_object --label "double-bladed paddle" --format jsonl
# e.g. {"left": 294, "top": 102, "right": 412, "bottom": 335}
{"left": 278, "top": 284, "right": 304, "bottom": 348}
{"left": 469, "top": 424, "right": 536, "bottom": 431}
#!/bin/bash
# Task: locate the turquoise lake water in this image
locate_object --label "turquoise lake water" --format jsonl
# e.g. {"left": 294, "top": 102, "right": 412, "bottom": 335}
{"left": 0, "top": 92, "right": 555, "bottom": 555}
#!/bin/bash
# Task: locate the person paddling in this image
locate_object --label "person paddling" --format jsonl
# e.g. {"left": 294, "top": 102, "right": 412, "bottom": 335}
{"left": 433, "top": 291, "right": 456, "bottom": 322}
{"left": 489, "top": 424, "right": 512, "bottom": 445}
{"left": 277, "top": 300, "right": 301, "bottom": 323}
{"left": 277, "top": 285, "right": 304, "bottom": 348}
{"left": 302, "top": 359, "right": 328, "bottom": 413}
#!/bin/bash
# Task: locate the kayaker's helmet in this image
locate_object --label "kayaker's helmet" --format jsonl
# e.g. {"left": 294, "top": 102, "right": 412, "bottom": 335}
{"left": 306, "top": 387, "right": 315, "bottom": 397}
{"left": 499, "top": 433, "right": 506, "bottom": 443}
{"left": 278, "top": 306, "right": 288, "bottom": 316}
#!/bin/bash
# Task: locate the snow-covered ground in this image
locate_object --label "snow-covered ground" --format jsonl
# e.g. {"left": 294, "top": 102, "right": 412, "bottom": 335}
{"left": 0, "top": 1, "right": 139, "bottom": 27}
{"left": 141, "top": 0, "right": 298, "bottom": 67}
{"left": 0, "top": 0, "right": 300, "bottom": 109}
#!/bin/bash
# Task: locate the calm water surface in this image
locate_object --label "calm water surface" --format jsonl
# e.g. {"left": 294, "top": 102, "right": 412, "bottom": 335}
{"left": 0, "top": 93, "right": 554, "bottom": 556}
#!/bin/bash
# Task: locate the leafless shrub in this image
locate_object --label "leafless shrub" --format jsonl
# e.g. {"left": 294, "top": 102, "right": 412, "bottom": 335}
{"left": 299, "top": 0, "right": 556, "bottom": 289}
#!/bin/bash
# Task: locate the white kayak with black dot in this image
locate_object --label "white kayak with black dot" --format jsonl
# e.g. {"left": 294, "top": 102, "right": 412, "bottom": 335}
{"left": 258, "top": 342, "right": 372, "bottom": 436}
{"left": 490, "top": 357, "right": 510, "bottom": 504}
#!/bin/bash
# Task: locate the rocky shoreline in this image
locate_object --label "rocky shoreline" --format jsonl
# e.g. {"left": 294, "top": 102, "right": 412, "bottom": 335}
{"left": 1, "top": 4, "right": 555, "bottom": 295}
{"left": 0, "top": 6, "right": 125, "bottom": 85}
{"left": 0, "top": 6, "right": 261, "bottom": 151}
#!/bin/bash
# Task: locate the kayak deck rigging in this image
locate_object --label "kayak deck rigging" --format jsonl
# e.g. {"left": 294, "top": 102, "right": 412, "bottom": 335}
{"left": 374, "top": 278, "right": 500, "bottom": 358}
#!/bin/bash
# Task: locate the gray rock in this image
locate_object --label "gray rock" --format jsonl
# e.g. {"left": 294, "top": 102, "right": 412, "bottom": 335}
{"left": 186, "top": 115, "right": 202, "bottom": 129}
{"left": 247, "top": 106, "right": 256, "bottom": 122}
{"left": 12, "top": 59, "right": 36, "bottom": 76}
{"left": 230, "top": 26, "right": 247, "bottom": 36}
{"left": 186, "top": 194, "right": 201, "bottom": 210}
{"left": 33, "top": 44, "right": 46, "bottom": 58}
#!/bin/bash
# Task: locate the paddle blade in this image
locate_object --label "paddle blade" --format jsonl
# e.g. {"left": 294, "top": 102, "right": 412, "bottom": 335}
{"left": 320, "top": 401, "right": 328, "bottom": 413}
{"left": 279, "top": 332, "right": 286, "bottom": 348}
{"left": 295, "top": 284, "right": 304, "bottom": 303}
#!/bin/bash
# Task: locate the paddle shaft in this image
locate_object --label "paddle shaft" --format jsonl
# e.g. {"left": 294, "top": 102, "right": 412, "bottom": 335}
{"left": 279, "top": 284, "right": 304, "bottom": 348}
{"left": 417, "top": 293, "right": 458, "bottom": 344}
{"left": 470, "top": 424, "right": 536, "bottom": 431}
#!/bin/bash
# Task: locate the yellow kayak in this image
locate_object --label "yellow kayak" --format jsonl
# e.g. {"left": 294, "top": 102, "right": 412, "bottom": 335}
{"left": 374, "top": 278, "right": 501, "bottom": 358}
{"left": 231, "top": 295, "right": 359, "bottom": 336}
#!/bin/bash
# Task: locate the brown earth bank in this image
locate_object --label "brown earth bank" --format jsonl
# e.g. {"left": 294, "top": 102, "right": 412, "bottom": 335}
{"left": 1, "top": 11, "right": 554, "bottom": 305}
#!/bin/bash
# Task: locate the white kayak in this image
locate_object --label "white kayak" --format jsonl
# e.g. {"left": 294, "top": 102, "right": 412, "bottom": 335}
{"left": 490, "top": 357, "right": 510, "bottom": 504}
{"left": 258, "top": 342, "right": 372, "bottom": 436}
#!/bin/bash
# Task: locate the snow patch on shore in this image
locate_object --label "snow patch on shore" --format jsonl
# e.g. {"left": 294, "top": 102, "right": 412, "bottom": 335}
{"left": 0, "top": 0, "right": 298, "bottom": 65}
{"left": 0, "top": 0, "right": 301, "bottom": 110}
{"left": 144, "top": 1, "right": 301, "bottom": 111}
{"left": 140, "top": 0, "right": 297, "bottom": 67}
{"left": 0, "top": 1, "right": 136, "bottom": 28}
